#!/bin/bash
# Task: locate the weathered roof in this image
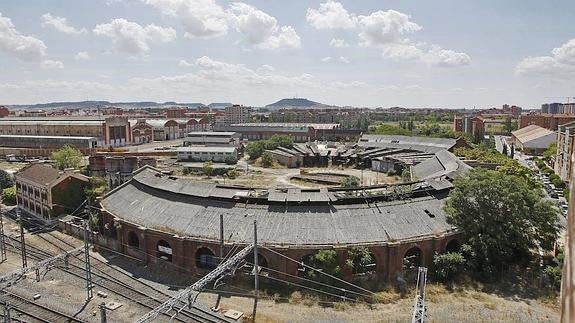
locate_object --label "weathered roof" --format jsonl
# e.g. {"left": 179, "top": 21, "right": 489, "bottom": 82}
{"left": 176, "top": 146, "right": 237, "bottom": 153}
{"left": 359, "top": 135, "right": 457, "bottom": 153}
{"left": 15, "top": 164, "right": 88, "bottom": 186}
{"left": 187, "top": 132, "right": 238, "bottom": 137}
{"left": 512, "top": 125, "right": 555, "bottom": 146}
{"left": 412, "top": 150, "right": 471, "bottom": 182}
{"left": 100, "top": 168, "right": 456, "bottom": 246}
{"left": 0, "top": 135, "right": 98, "bottom": 140}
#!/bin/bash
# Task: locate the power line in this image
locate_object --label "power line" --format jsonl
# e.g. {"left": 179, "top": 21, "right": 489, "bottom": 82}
{"left": 262, "top": 246, "right": 375, "bottom": 296}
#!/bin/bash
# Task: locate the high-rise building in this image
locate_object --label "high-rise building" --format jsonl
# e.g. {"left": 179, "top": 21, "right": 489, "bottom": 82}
{"left": 223, "top": 105, "right": 250, "bottom": 126}
{"left": 555, "top": 121, "right": 575, "bottom": 182}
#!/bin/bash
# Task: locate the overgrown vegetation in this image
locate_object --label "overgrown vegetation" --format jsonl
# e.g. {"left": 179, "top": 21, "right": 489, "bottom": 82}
{"left": 444, "top": 168, "right": 560, "bottom": 277}
{"left": 1, "top": 186, "right": 16, "bottom": 205}
{"left": 340, "top": 176, "right": 359, "bottom": 187}
{"left": 543, "top": 142, "right": 556, "bottom": 162}
{"left": 261, "top": 151, "right": 274, "bottom": 168}
{"left": 0, "top": 169, "right": 14, "bottom": 190}
{"left": 371, "top": 122, "right": 472, "bottom": 142}
{"left": 455, "top": 146, "right": 540, "bottom": 188}
{"left": 85, "top": 176, "right": 109, "bottom": 205}
{"left": 50, "top": 145, "right": 83, "bottom": 170}
{"left": 202, "top": 161, "right": 214, "bottom": 177}
{"left": 245, "top": 135, "right": 293, "bottom": 160}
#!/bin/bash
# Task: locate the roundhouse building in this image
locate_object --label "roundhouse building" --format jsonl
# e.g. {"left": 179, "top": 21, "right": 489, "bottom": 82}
{"left": 99, "top": 167, "right": 462, "bottom": 281}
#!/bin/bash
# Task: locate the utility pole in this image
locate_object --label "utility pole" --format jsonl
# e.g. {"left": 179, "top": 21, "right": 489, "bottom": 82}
{"left": 3, "top": 302, "right": 11, "bottom": 323}
{"left": 17, "top": 208, "right": 27, "bottom": 268}
{"left": 99, "top": 303, "right": 107, "bottom": 323}
{"left": 0, "top": 203, "right": 7, "bottom": 262}
{"left": 83, "top": 220, "right": 93, "bottom": 300}
{"left": 252, "top": 219, "right": 258, "bottom": 323}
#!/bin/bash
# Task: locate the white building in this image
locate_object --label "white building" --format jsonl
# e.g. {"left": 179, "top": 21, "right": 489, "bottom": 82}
{"left": 184, "top": 131, "right": 241, "bottom": 147}
{"left": 176, "top": 146, "right": 238, "bottom": 162}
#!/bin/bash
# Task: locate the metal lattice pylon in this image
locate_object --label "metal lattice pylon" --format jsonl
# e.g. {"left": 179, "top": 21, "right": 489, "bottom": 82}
{"left": 411, "top": 267, "right": 427, "bottom": 323}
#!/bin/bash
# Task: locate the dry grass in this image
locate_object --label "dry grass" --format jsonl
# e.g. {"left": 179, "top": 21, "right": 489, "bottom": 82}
{"left": 288, "top": 291, "right": 304, "bottom": 305}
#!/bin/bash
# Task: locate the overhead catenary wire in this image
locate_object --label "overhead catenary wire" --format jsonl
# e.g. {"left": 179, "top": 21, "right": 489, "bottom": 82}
{"left": 262, "top": 246, "right": 376, "bottom": 296}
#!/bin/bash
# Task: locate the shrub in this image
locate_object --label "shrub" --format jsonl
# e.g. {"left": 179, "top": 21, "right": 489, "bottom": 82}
{"left": 224, "top": 155, "right": 237, "bottom": 165}
{"left": 202, "top": 161, "right": 214, "bottom": 177}
{"left": 433, "top": 252, "right": 466, "bottom": 281}
{"left": 2, "top": 186, "right": 16, "bottom": 205}
{"left": 261, "top": 152, "right": 273, "bottom": 167}
{"left": 226, "top": 169, "right": 237, "bottom": 180}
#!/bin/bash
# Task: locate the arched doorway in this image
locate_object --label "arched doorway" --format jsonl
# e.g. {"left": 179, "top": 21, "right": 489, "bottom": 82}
{"left": 128, "top": 231, "right": 139, "bottom": 248}
{"left": 403, "top": 247, "right": 423, "bottom": 270}
{"left": 157, "top": 240, "right": 172, "bottom": 262}
{"left": 195, "top": 247, "right": 217, "bottom": 270}
{"left": 446, "top": 239, "right": 461, "bottom": 253}
{"left": 244, "top": 253, "right": 269, "bottom": 275}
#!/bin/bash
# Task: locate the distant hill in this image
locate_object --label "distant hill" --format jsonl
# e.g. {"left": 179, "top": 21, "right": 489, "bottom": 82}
{"left": 266, "top": 98, "right": 333, "bottom": 109}
{"left": 5, "top": 101, "right": 206, "bottom": 110}
{"left": 208, "top": 102, "right": 233, "bottom": 109}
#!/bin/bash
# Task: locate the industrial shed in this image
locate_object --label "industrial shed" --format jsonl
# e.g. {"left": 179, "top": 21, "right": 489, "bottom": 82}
{"left": 511, "top": 125, "right": 556, "bottom": 155}
{"left": 98, "top": 166, "right": 462, "bottom": 282}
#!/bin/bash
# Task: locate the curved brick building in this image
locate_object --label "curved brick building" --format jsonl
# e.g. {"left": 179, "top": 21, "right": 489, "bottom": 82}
{"left": 98, "top": 166, "right": 462, "bottom": 281}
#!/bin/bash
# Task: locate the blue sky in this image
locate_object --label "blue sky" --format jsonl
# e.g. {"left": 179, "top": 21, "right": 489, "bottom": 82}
{"left": 0, "top": 0, "right": 574, "bottom": 108}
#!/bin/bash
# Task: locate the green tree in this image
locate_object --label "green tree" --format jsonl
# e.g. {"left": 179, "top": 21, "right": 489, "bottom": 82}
{"left": 543, "top": 142, "right": 557, "bottom": 162}
{"left": 1, "top": 186, "right": 16, "bottom": 205}
{"left": 444, "top": 169, "right": 560, "bottom": 274}
{"left": 261, "top": 152, "right": 274, "bottom": 167}
{"left": 306, "top": 250, "right": 341, "bottom": 281}
{"left": 372, "top": 124, "right": 411, "bottom": 136}
{"left": 345, "top": 246, "right": 374, "bottom": 274}
{"left": 433, "top": 252, "right": 466, "bottom": 282}
{"left": 0, "top": 169, "right": 13, "bottom": 190}
{"left": 503, "top": 117, "right": 513, "bottom": 134}
{"left": 202, "top": 161, "right": 214, "bottom": 177}
{"left": 50, "top": 145, "right": 83, "bottom": 170}
{"left": 85, "top": 177, "right": 109, "bottom": 205}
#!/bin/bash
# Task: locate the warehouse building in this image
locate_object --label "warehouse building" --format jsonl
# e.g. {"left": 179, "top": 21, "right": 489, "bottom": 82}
{"left": 176, "top": 146, "right": 238, "bottom": 162}
{"left": 510, "top": 125, "right": 556, "bottom": 155}
{"left": 184, "top": 132, "right": 241, "bottom": 147}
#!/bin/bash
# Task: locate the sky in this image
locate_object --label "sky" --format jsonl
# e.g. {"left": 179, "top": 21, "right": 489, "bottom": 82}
{"left": 0, "top": 0, "right": 574, "bottom": 108}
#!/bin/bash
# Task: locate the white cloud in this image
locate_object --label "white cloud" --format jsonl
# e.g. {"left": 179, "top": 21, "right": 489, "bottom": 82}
{"left": 74, "top": 51, "right": 90, "bottom": 60}
{"left": 330, "top": 38, "right": 349, "bottom": 48}
{"left": 328, "top": 80, "right": 368, "bottom": 89}
{"left": 357, "top": 10, "right": 422, "bottom": 47}
{"left": 179, "top": 59, "right": 194, "bottom": 66}
{"left": 41, "top": 13, "right": 87, "bottom": 35}
{"left": 306, "top": 1, "right": 356, "bottom": 29}
{"left": 0, "top": 13, "right": 47, "bottom": 61}
{"left": 93, "top": 18, "right": 176, "bottom": 54}
{"left": 382, "top": 43, "right": 470, "bottom": 67}
{"left": 423, "top": 45, "right": 471, "bottom": 67}
{"left": 320, "top": 56, "right": 332, "bottom": 62}
{"left": 338, "top": 56, "right": 349, "bottom": 63}
{"left": 516, "top": 38, "right": 575, "bottom": 77}
{"left": 227, "top": 3, "right": 300, "bottom": 49}
{"left": 141, "top": 0, "right": 228, "bottom": 38}
{"left": 40, "top": 60, "right": 64, "bottom": 69}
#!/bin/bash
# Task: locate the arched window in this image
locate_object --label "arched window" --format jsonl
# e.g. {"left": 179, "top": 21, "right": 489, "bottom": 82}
{"left": 157, "top": 240, "right": 172, "bottom": 262}
{"left": 403, "top": 247, "right": 423, "bottom": 270}
{"left": 195, "top": 247, "right": 217, "bottom": 270}
{"left": 128, "top": 231, "right": 139, "bottom": 248}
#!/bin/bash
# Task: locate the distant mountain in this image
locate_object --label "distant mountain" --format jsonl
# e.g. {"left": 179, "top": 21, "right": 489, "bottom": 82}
{"left": 208, "top": 102, "right": 233, "bottom": 109}
{"left": 266, "top": 98, "right": 332, "bottom": 109}
{"left": 5, "top": 101, "right": 206, "bottom": 110}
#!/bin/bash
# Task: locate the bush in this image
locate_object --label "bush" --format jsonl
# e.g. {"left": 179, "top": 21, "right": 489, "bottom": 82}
{"left": 0, "top": 169, "right": 13, "bottom": 189}
{"left": 432, "top": 252, "right": 466, "bottom": 281}
{"left": 261, "top": 152, "right": 273, "bottom": 167}
{"left": 202, "top": 161, "right": 214, "bottom": 177}
{"left": 544, "top": 265, "right": 562, "bottom": 289}
{"left": 224, "top": 155, "right": 237, "bottom": 165}
{"left": 340, "top": 176, "right": 359, "bottom": 187}
{"left": 226, "top": 169, "right": 237, "bottom": 180}
{"left": 2, "top": 186, "right": 16, "bottom": 205}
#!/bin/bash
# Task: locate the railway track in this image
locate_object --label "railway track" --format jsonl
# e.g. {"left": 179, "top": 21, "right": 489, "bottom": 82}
{"left": 1, "top": 291, "right": 84, "bottom": 323}
{"left": 5, "top": 232, "right": 230, "bottom": 323}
